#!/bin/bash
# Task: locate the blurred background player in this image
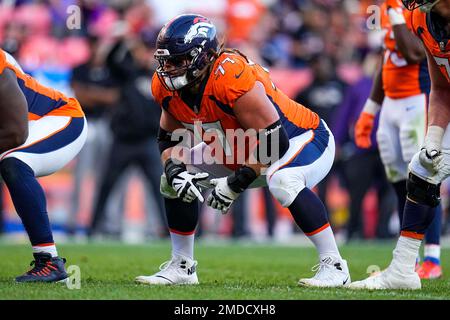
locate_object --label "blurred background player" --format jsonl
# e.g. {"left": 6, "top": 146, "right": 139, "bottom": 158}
{"left": 333, "top": 51, "right": 397, "bottom": 242}
{"left": 1, "top": 0, "right": 446, "bottom": 265}
{"left": 68, "top": 34, "right": 120, "bottom": 236}
{"left": 0, "top": 48, "right": 87, "bottom": 282}
{"left": 135, "top": 14, "right": 350, "bottom": 288}
{"left": 354, "top": 0, "right": 443, "bottom": 279}
{"left": 89, "top": 29, "right": 168, "bottom": 239}
{"left": 295, "top": 54, "right": 346, "bottom": 216}
{"left": 350, "top": 0, "right": 450, "bottom": 290}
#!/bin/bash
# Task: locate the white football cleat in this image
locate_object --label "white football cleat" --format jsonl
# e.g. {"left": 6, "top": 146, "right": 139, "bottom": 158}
{"left": 348, "top": 266, "right": 421, "bottom": 290}
{"left": 298, "top": 256, "right": 351, "bottom": 288}
{"left": 135, "top": 254, "right": 199, "bottom": 285}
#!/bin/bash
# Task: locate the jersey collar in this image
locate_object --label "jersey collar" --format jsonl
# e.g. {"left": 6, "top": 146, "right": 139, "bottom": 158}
{"left": 426, "top": 11, "right": 449, "bottom": 51}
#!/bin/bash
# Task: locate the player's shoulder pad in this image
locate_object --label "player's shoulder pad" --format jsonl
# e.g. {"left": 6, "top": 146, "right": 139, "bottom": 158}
{"left": 210, "top": 52, "right": 257, "bottom": 108}
{"left": 409, "top": 7, "right": 426, "bottom": 37}
{"left": 403, "top": 7, "right": 415, "bottom": 32}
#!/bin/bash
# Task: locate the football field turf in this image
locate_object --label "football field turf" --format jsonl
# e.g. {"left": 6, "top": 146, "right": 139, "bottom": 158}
{"left": 0, "top": 241, "right": 449, "bottom": 300}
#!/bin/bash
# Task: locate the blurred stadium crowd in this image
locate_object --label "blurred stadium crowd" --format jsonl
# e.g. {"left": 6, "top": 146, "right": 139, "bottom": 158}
{"left": 0, "top": 0, "right": 448, "bottom": 243}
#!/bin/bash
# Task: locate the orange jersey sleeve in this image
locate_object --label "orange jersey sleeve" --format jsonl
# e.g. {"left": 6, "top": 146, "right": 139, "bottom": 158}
{"left": 0, "top": 50, "right": 6, "bottom": 74}
{"left": 381, "top": 4, "right": 429, "bottom": 98}
{"left": 210, "top": 53, "right": 257, "bottom": 108}
{"left": 410, "top": 10, "right": 450, "bottom": 83}
{"left": 151, "top": 72, "right": 166, "bottom": 106}
{"left": 0, "top": 49, "right": 84, "bottom": 118}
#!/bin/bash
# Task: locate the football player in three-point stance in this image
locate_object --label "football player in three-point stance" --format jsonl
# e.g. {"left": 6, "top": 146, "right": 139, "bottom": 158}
{"left": 135, "top": 14, "right": 351, "bottom": 287}
{"left": 350, "top": 0, "right": 450, "bottom": 290}
{"left": 354, "top": 0, "right": 442, "bottom": 279}
{"left": 0, "top": 49, "right": 87, "bottom": 282}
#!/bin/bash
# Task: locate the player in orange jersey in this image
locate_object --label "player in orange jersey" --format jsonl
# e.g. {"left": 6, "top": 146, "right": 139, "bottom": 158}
{"left": 350, "top": 0, "right": 450, "bottom": 289}
{"left": 354, "top": 0, "right": 443, "bottom": 279}
{"left": 0, "top": 49, "right": 87, "bottom": 282}
{"left": 135, "top": 14, "right": 350, "bottom": 287}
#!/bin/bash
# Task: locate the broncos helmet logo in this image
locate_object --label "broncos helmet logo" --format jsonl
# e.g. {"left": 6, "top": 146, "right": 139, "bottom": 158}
{"left": 184, "top": 22, "right": 214, "bottom": 44}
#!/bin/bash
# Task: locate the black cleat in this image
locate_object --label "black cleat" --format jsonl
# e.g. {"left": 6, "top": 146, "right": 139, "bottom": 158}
{"left": 15, "top": 252, "right": 68, "bottom": 283}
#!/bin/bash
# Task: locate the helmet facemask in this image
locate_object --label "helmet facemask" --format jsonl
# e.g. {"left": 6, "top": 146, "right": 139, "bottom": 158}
{"left": 402, "top": 0, "right": 441, "bottom": 11}
{"left": 155, "top": 46, "right": 215, "bottom": 91}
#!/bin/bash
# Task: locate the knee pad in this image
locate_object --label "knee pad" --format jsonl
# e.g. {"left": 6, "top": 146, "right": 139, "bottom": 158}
{"left": 406, "top": 172, "right": 441, "bottom": 207}
{"left": 268, "top": 171, "right": 305, "bottom": 207}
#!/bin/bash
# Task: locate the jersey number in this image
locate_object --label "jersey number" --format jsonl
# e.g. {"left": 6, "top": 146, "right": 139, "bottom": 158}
{"left": 182, "top": 121, "right": 232, "bottom": 156}
{"left": 434, "top": 56, "right": 450, "bottom": 80}
{"left": 384, "top": 49, "right": 407, "bottom": 67}
{"left": 215, "top": 57, "right": 236, "bottom": 76}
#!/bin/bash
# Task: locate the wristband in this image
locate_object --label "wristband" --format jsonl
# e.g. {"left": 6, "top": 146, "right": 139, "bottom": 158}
{"left": 424, "top": 126, "right": 445, "bottom": 151}
{"left": 164, "top": 159, "right": 186, "bottom": 185}
{"left": 227, "top": 166, "right": 258, "bottom": 193}
{"left": 362, "top": 99, "right": 382, "bottom": 115}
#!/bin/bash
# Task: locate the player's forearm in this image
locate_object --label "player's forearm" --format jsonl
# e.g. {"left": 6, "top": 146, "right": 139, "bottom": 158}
{"left": 161, "top": 147, "right": 174, "bottom": 164}
{"left": 391, "top": 25, "right": 425, "bottom": 64}
{"left": 428, "top": 88, "right": 450, "bottom": 130}
{"left": 387, "top": 7, "right": 425, "bottom": 64}
{"left": 243, "top": 158, "right": 265, "bottom": 177}
{"left": 368, "top": 63, "right": 385, "bottom": 106}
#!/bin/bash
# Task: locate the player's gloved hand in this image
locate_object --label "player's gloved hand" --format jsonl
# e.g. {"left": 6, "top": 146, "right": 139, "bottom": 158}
{"left": 354, "top": 99, "right": 381, "bottom": 149}
{"left": 164, "top": 159, "right": 209, "bottom": 203}
{"left": 419, "top": 126, "right": 445, "bottom": 173}
{"left": 434, "top": 150, "right": 450, "bottom": 182}
{"left": 355, "top": 112, "right": 375, "bottom": 149}
{"left": 206, "top": 177, "right": 240, "bottom": 214}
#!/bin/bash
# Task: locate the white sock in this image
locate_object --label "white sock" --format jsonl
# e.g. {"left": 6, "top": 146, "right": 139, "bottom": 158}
{"left": 170, "top": 232, "right": 195, "bottom": 260}
{"left": 308, "top": 225, "right": 342, "bottom": 261}
{"left": 32, "top": 244, "right": 58, "bottom": 258}
{"left": 424, "top": 244, "right": 441, "bottom": 261}
{"left": 391, "top": 236, "right": 421, "bottom": 273}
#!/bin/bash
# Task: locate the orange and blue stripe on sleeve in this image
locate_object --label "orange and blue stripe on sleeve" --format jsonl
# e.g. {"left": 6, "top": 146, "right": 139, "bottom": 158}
{"left": 16, "top": 76, "right": 68, "bottom": 117}
{"left": 0, "top": 50, "right": 6, "bottom": 74}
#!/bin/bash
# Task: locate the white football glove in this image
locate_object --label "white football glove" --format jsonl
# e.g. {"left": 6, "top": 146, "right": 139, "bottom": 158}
{"left": 433, "top": 149, "right": 450, "bottom": 182}
{"left": 419, "top": 126, "right": 444, "bottom": 173}
{"left": 206, "top": 177, "right": 240, "bottom": 214}
{"left": 171, "top": 171, "right": 209, "bottom": 203}
{"left": 419, "top": 148, "right": 439, "bottom": 174}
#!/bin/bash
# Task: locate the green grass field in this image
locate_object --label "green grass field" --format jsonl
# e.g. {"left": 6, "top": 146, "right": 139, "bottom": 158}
{"left": 0, "top": 241, "right": 449, "bottom": 300}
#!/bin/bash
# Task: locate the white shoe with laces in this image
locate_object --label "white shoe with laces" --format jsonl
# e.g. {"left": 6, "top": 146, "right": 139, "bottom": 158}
{"left": 348, "top": 262, "right": 421, "bottom": 290}
{"left": 298, "top": 256, "right": 351, "bottom": 288}
{"left": 135, "top": 254, "right": 199, "bottom": 285}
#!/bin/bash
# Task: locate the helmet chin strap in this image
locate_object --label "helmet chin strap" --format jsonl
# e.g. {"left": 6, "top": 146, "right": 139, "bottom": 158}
{"left": 420, "top": 0, "right": 441, "bottom": 12}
